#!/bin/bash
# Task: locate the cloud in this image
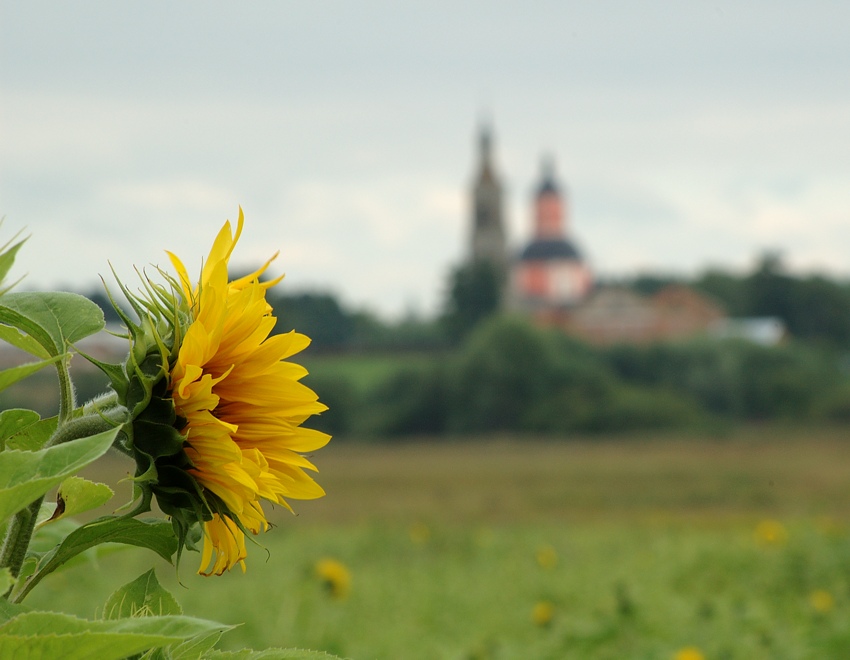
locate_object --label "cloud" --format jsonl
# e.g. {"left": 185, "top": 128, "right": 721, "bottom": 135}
{"left": 3, "top": 2, "right": 850, "bottom": 317}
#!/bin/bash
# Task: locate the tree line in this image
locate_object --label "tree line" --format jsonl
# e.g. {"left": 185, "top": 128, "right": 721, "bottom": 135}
{"left": 304, "top": 314, "right": 850, "bottom": 439}
{"left": 65, "top": 254, "right": 850, "bottom": 438}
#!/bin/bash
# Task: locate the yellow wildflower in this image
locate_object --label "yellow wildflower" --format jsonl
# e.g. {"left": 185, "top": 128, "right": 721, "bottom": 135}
{"left": 315, "top": 557, "right": 351, "bottom": 600}
{"left": 810, "top": 589, "right": 835, "bottom": 614}
{"left": 536, "top": 544, "right": 558, "bottom": 570}
{"left": 531, "top": 600, "right": 554, "bottom": 627}
{"left": 754, "top": 519, "right": 788, "bottom": 547}
{"left": 673, "top": 647, "right": 705, "bottom": 660}
{"left": 409, "top": 521, "right": 431, "bottom": 544}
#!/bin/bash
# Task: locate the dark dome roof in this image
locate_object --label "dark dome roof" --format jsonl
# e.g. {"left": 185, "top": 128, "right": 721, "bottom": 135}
{"left": 535, "top": 156, "right": 564, "bottom": 198}
{"left": 536, "top": 177, "right": 560, "bottom": 197}
{"left": 519, "top": 238, "right": 583, "bottom": 261}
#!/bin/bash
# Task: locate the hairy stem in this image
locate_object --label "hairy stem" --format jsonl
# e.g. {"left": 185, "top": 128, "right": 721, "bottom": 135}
{"left": 0, "top": 499, "right": 40, "bottom": 597}
{"left": 55, "top": 354, "right": 76, "bottom": 426}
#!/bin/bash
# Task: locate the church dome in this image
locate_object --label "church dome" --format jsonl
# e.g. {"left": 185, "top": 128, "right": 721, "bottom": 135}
{"left": 536, "top": 175, "right": 561, "bottom": 198}
{"left": 519, "top": 237, "right": 583, "bottom": 262}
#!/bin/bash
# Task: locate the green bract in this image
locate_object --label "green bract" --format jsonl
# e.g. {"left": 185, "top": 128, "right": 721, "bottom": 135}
{"left": 87, "top": 272, "right": 228, "bottom": 562}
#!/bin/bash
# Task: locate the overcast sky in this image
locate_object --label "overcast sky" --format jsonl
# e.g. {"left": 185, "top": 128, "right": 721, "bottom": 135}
{"left": 2, "top": 1, "right": 849, "bottom": 318}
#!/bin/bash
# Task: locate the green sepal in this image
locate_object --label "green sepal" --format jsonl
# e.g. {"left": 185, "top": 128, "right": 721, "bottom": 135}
{"left": 92, "top": 267, "right": 247, "bottom": 572}
{"left": 0, "top": 233, "right": 27, "bottom": 296}
{"left": 77, "top": 352, "right": 130, "bottom": 402}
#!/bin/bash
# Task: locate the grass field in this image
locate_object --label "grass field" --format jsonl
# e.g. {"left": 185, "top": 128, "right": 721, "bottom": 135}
{"left": 24, "top": 425, "right": 850, "bottom": 659}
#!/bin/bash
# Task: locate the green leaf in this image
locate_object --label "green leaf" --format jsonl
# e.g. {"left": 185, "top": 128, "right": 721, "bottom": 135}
{"left": 42, "top": 516, "right": 177, "bottom": 566}
{"left": 0, "top": 568, "right": 12, "bottom": 596}
{"left": 0, "top": 291, "right": 105, "bottom": 356}
{"left": 27, "top": 518, "right": 134, "bottom": 577}
{"left": 20, "top": 516, "right": 178, "bottom": 599}
{"left": 0, "top": 409, "right": 40, "bottom": 451}
{"left": 0, "top": 611, "right": 229, "bottom": 660}
{"left": 159, "top": 629, "right": 224, "bottom": 660}
{"left": 0, "top": 597, "right": 27, "bottom": 624}
{"left": 41, "top": 476, "right": 114, "bottom": 525}
{"left": 0, "top": 428, "right": 119, "bottom": 526}
{"left": 5, "top": 414, "right": 58, "bottom": 451}
{"left": 0, "top": 323, "right": 49, "bottom": 359}
{"left": 104, "top": 569, "right": 182, "bottom": 620}
{"left": 0, "top": 353, "right": 65, "bottom": 393}
{"left": 34, "top": 499, "right": 57, "bottom": 527}
{"left": 206, "top": 650, "right": 344, "bottom": 659}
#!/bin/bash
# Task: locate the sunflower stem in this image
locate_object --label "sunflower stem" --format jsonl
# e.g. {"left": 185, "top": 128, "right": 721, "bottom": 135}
{"left": 0, "top": 499, "right": 39, "bottom": 598}
{"left": 56, "top": 353, "right": 76, "bottom": 426}
{"left": 44, "top": 407, "right": 127, "bottom": 449}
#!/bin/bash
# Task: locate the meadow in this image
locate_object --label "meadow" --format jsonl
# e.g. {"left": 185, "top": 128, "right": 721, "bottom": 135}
{"left": 24, "top": 425, "right": 850, "bottom": 659}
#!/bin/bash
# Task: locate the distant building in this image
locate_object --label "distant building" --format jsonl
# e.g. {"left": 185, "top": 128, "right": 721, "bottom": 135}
{"left": 469, "top": 123, "right": 509, "bottom": 288}
{"left": 564, "top": 288, "right": 655, "bottom": 344}
{"left": 509, "top": 158, "right": 593, "bottom": 320}
{"left": 566, "top": 285, "right": 726, "bottom": 345}
{"left": 459, "top": 124, "right": 728, "bottom": 345}
{"left": 708, "top": 317, "right": 786, "bottom": 346}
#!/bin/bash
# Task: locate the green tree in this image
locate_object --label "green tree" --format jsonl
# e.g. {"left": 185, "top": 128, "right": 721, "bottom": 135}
{"left": 746, "top": 252, "right": 794, "bottom": 320}
{"left": 440, "top": 259, "right": 502, "bottom": 343}
{"left": 694, "top": 269, "right": 749, "bottom": 316}
{"left": 450, "top": 316, "right": 554, "bottom": 431}
{"left": 269, "top": 292, "right": 355, "bottom": 349}
{"left": 787, "top": 276, "right": 850, "bottom": 345}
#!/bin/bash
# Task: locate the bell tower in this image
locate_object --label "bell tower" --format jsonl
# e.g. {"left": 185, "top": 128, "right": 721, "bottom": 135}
{"left": 470, "top": 123, "right": 508, "bottom": 286}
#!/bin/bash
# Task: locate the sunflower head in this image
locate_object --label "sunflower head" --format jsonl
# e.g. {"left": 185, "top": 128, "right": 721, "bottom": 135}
{"left": 98, "top": 209, "right": 330, "bottom": 574}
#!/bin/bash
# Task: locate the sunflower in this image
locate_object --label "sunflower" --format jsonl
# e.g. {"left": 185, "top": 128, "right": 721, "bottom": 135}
{"left": 100, "top": 210, "right": 330, "bottom": 575}
{"left": 159, "top": 210, "right": 330, "bottom": 575}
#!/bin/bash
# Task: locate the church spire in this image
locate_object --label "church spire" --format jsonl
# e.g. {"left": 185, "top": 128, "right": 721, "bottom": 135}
{"left": 477, "top": 121, "right": 495, "bottom": 180}
{"left": 470, "top": 121, "right": 508, "bottom": 283}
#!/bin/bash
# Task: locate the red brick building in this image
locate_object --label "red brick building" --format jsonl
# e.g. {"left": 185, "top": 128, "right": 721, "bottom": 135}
{"left": 564, "top": 285, "right": 726, "bottom": 345}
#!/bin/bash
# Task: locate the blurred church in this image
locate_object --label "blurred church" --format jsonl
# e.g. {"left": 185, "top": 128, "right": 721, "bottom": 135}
{"left": 465, "top": 123, "right": 727, "bottom": 344}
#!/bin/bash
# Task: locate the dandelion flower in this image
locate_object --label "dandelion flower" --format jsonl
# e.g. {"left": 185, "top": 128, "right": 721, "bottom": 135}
{"left": 315, "top": 557, "right": 351, "bottom": 600}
